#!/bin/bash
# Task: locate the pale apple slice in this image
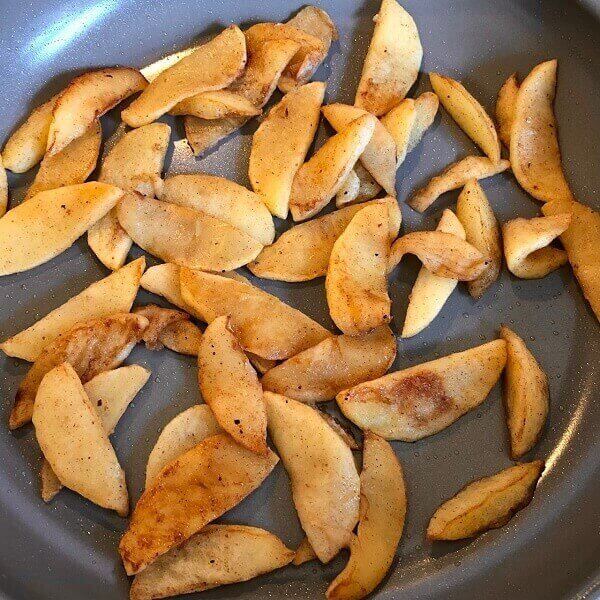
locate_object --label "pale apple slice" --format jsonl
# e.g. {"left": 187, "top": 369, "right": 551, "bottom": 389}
{"left": 406, "top": 92, "right": 440, "bottom": 153}
{"left": 265, "top": 392, "right": 360, "bottom": 563}
{"left": 408, "top": 156, "right": 510, "bottom": 212}
{"left": 430, "top": 72, "right": 501, "bottom": 164}
{"left": 47, "top": 68, "right": 147, "bottom": 155}
{"left": 503, "top": 213, "right": 571, "bottom": 279}
{"left": 336, "top": 163, "right": 381, "bottom": 208}
{"left": 32, "top": 363, "right": 128, "bottom": 515}
{"left": 10, "top": 313, "right": 148, "bottom": 429}
{"left": 119, "top": 433, "right": 278, "bottom": 575}
{"left": 322, "top": 103, "right": 397, "bottom": 196}
{"left": 456, "top": 179, "right": 502, "bottom": 298}
{"left": 248, "top": 197, "right": 400, "bottom": 282}
{"left": 510, "top": 60, "right": 574, "bottom": 203}
{"left": 180, "top": 267, "right": 331, "bottom": 360}
{"left": 326, "top": 204, "right": 392, "bottom": 334}
{"left": 401, "top": 210, "right": 465, "bottom": 339}
{"left": 427, "top": 460, "right": 544, "bottom": 540}
{"left": 355, "top": 0, "right": 422, "bottom": 116}
{"left": 199, "top": 316, "right": 267, "bottom": 455}
{"left": 249, "top": 82, "right": 325, "bottom": 218}
{"left": 496, "top": 73, "right": 519, "bottom": 148}
{"left": 500, "top": 326, "right": 548, "bottom": 458}
{"left": 130, "top": 525, "right": 294, "bottom": 600}
{"left": 0, "top": 182, "right": 123, "bottom": 276}
{"left": 262, "top": 326, "right": 396, "bottom": 402}
{"left": 122, "top": 26, "right": 246, "bottom": 128}
{"left": 337, "top": 339, "right": 507, "bottom": 441}
{"left": 1, "top": 257, "right": 144, "bottom": 362}
{"left": 327, "top": 433, "right": 406, "bottom": 600}
{"left": 133, "top": 305, "right": 192, "bottom": 351}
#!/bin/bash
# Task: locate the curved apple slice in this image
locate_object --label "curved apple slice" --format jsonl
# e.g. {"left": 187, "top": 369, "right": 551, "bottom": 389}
{"left": 510, "top": 60, "right": 574, "bottom": 203}
{"left": 337, "top": 340, "right": 507, "bottom": 441}
{"left": 336, "top": 164, "right": 381, "bottom": 208}
{"left": 496, "top": 73, "right": 519, "bottom": 148}
{"left": 293, "top": 537, "right": 318, "bottom": 566}
{"left": 502, "top": 213, "right": 571, "bottom": 279}
{"left": 170, "top": 90, "right": 261, "bottom": 119}
{"left": 264, "top": 392, "right": 360, "bottom": 563}
{"left": 427, "top": 460, "right": 544, "bottom": 540}
{"left": 327, "top": 433, "right": 406, "bottom": 600}
{"left": 157, "top": 320, "right": 203, "bottom": 356}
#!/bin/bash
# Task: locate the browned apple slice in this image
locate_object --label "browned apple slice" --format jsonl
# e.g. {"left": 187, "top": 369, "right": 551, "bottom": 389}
{"left": 496, "top": 73, "right": 519, "bottom": 148}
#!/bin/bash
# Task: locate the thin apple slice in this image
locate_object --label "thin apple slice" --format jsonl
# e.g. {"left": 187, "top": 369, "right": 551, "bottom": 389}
{"left": 157, "top": 320, "right": 203, "bottom": 356}
{"left": 336, "top": 164, "right": 381, "bottom": 208}
{"left": 337, "top": 340, "right": 507, "bottom": 441}
{"left": 170, "top": 90, "right": 261, "bottom": 119}
{"left": 265, "top": 392, "right": 360, "bottom": 563}
{"left": 133, "top": 305, "right": 192, "bottom": 351}
{"left": 427, "top": 461, "right": 544, "bottom": 540}
{"left": 119, "top": 433, "right": 278, "bottom": 575}
{"left": 496, "top": 73, "right": 519, "bottom": 148}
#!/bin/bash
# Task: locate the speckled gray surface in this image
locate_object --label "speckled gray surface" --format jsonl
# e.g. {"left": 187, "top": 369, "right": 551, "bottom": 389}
{"left": 0, "top": 1, "right": 598, "bottom": 599}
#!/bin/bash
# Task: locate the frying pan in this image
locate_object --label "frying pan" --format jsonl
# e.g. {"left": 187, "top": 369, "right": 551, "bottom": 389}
{"left": 0, "top": 0, "right": 598, "bottom": 598}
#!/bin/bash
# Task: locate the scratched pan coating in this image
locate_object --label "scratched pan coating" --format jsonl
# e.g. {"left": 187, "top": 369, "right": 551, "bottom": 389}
{"left": 0, "top": 0, "right": 598, "bottom": 599}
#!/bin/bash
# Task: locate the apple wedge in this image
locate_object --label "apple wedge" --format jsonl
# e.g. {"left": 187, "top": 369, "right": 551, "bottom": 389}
{"left": 496, "top": 73, "right": 519, "bottom": 148}
{"left": 156, "top": 320, "right": 203, "bottom": 356}
{"left": 500, "top": 326, "right": 548, "bottom": 458}
{"left": 408, "top": 156, "right": 510, "bottom": 212}
{"left": 262, "top": 326, "right": 396, "bottom": 403}
{"left": 327, "top": 433, "right": 406, "bottom": 600}
{"left": 199, "top": 316, "right": 267, "bottom": 454}
{"left": 9, "top": 313, "right": 148, "bottom": 429}
{"left": 337, "top": 339, "right": 507, "bottom": 441}
{"left": 510, "top": 60, "right": 574, "bottom": 203}
{"left": 336, "top": 164, "right": 382, "bottom": 208}
{"left": 355, "top": 0, "right": 422, "bottom": 116}
{"left": 430, "top": 72, "right": 501, "bottom": 164}
{"left": 180, "top": 267, "right": 331, "bottom": 360}
{"left": 503, "top": 213, "right": 571, "bottom": 279}
{"left": 249, "top": 81, "right": 325, "bottom": 218}
{"left": 407, "top": 92, "right": 440, "bottom": 152}
{"left": 427, "top": 460, "right": 544, "bottom": 540}
{"left": 139, "top": 263, "right": 197, "bottom": 315}
{"left": 322, "top": 103, "right": 397, "bottom": 196}
{"left": 130, "top": 525, "right": 294, "bottom": 600}
{"left": 401, "top": 210, "right": 465, "bottom": 339}
{"left": 290, "top": 114, "right": 377, "bottom": 221}
{"left": 122, "top": 26, "right": 246, "bottom": 127}
{"left": 47, "top": 68, "right": 147, "bottom": 155}
{"left": 119, "top": 433, "right": 278, "bottom": 575}
{"left": 133, "top": 304, "right": 194, "bottom": 352}
{"left": 40, "top": 459, "right": 62, "bottom": 503}
{"left": 456, "top": 179, "right": 502, "bottom": 298}
{"left": 33, "top": 363, "right": 129, "bottom": 515}
{"left": 293, "top": 537, "right": 318, "bottom": 566}
{"left": 265, "top": 392, "right": 360, "bottom": 563}
{"left": 170, "top": 90, "right": 261, "bottom": 119}
{"left": 184, "top": 115, "right": 247, "bottom": 157}
{"left": 326, "top": 204, "right": 392, "bottom": 334}
{"left": 248, "top": 197, "right": 400, "bottom": 282}
{"left": 0, "top": 182, "right": 123, "bottom": 276}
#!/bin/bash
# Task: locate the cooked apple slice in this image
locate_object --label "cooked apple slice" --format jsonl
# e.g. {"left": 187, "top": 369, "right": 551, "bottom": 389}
{"left": 427, "top": 460, "right": 544, "bottom": 540}
{"left": 119, "top": 433, "right": 278, "bottom": 575}
{"left": 407, "top": 92, "right": 440, "bottom": 152}
{"left": 408, "top": 156, "right": 510, "bottom": 212}
{"left": 262, "top": 326, "right": 396, "bottom": 402}
{"left": 40, "top": 459, "right": 62, "bottom": 503}
{"left": 130, "top": 524, "right": 294, "bottom": 600}
{"left": 510, "top": 60, "right": 574, "bottom": 203}
{"left": 2, "top": 95, "right": 58, "bottom": 172}
{"left": 327, "top": 433, "right": 406, "bottom": 600}
{"left": 180, "top": 267, "right": 331, "bottom": 360}
{"left": 199, "top": 316, "right": 267, "bottom": 454}
{"left": 170, "top": 90, "right": 261, "bottom": 119}
{"left": 145, "top": 405, "right": 221, "bottom": 488}
{"left": 9, "top": 312, "right": 148, "bottom": 429}
{"left": 430, "top": 72, "right": 501, "bottom": 164}
{"left": 133, "top": 304, "right": 192, "bottom": 351}
{"left": 247, "top": 354, "right": 277, "bottom": 375}
{"left": 496, "top": 73, "right": 519, "bottom": 148}
{"left": 500, "top": 326, "right": 548, "bottom": 458}
{"left": 139, "top": 263, "right": 196, "bottom": 314}
{"left": 322, "top": 104, "right": 397, "bottom": 196}
{"left": 326, "top": 204, "right": 392, "bottom": 334}
{"left": 503, "top": 213, "right": 571, "bottom": 279}
{"left": 337, "top": 339, "right": 507, "bottom": 440}
{"left": 157, "top": 320, "right": 203, "bottom": 356}
{"left": 389, "top": 230, "right": 489, "bottom": 280}
{"left": 401, "top": 210, "right": 465, "bottom": 338}
{"left": 293, "top": 537, "right": 318, "bottom": 566}
{"left": 355, "top": 0, "right": 422, "bottom": 115}
{"left": 542, "top": 198, "right": 600, "bottom": 322}
{"left": 122, "top": 26, "right": 246, "bottom": 128}
{"left": 318, "top": 410, "right": 360, "bottom": 450}
{"left": 160, "top": 173, "right": 275, "bottom": 246}
{"left": 33, "top": 363, "right": 128, "bottom": 515}
{"left": 47, "top": 68, "right": 147, "bottom": 155}
{"left": 249, "top": 197, "right": 400, "bottom": 282}
{"left": 184, "top": 115, "right": 247, "bottom": 157}
{"left": 0, "top": 182, "right": 123, "bottom": 276}
{"left": 265, "top": 392, "right": 360, "bottom": 563}
{"left": 336, "top": 164, "right": 382, "bottom": 208}
{"left": 456, "top": 179, "right": 502, "bottom": 298}
{"left": 249, "top": 82, "right": 325, "bottom": 218}
{"left": 25, "top": 120, "right": 101, "bottom": 201}
{"left": 0, "top": 157, "right": 7, "bottom": 216}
